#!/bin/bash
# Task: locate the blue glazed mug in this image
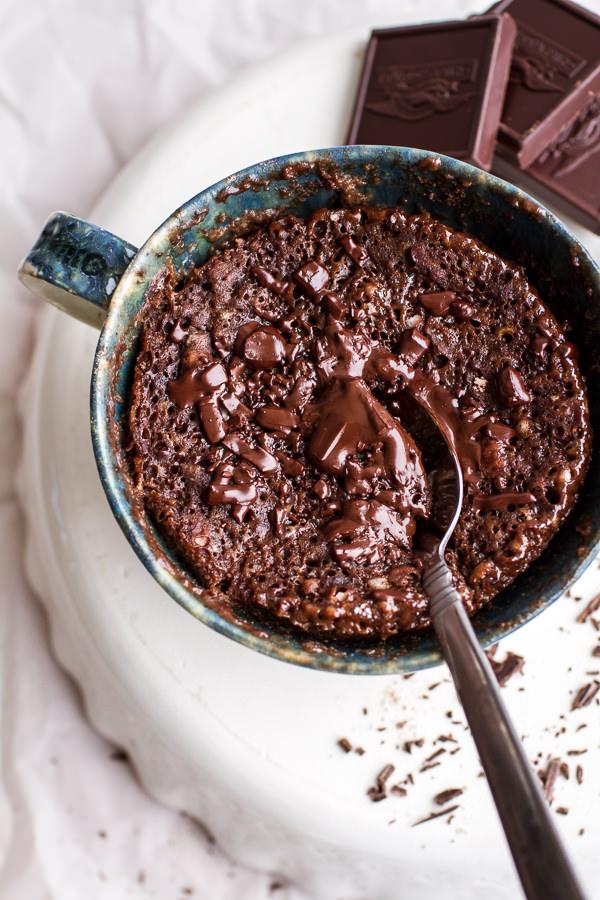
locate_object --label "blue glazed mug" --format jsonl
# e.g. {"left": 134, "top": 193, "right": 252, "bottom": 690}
{"left": 18, "top": 146, "right": 600, "bottom": 673}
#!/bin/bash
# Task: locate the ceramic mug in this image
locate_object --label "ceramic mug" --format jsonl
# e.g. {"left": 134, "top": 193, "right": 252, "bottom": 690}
{"left": 18, "top": 146, "right": 600, "bottom": 673}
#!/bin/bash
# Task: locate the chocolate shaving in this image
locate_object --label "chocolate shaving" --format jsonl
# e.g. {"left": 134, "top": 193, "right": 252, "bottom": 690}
{"left": 576, "top": 765, "right": 584, "bottom": 785}
{"left": 434, "top": 788, "right": 464, "bottom": 806}
{"left": 367, "top": 764, "right": 396, "bottom": 802}
{"left": 540, "top": 757, "right": 562, "bottom": 804}
{"left": 571, "top": 682, "right": 600, "bottom": 710}
{"left": 486, "top": 649, "right": 525, "bottom": 686}
{"left": 425, "top": 748, "right": 446, "bottom": 763}
{"left": 576, "top": 593, "right": 600, "bottom": 623}
{"left": 413, "top": 804, "right": 460, "bottom": 826}
{"left": 403, "top": 739, "right": 424, "bottom": 754}
{"left": 556, "top": 807, "right": 569, "bottom": 816}
{"left": 390, "top": 784, "right": 407, "bottom": 797}
{"left": 338, "top": 738, "right": 353, "bottom": 753}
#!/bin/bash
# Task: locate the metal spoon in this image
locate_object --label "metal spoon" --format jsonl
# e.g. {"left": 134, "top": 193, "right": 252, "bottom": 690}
{"left": 419, "top": 415, "right": 587, "bottom": 900}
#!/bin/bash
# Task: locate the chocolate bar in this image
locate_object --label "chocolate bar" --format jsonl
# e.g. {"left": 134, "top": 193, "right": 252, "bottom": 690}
{"left": 493, "top": 91, "right": 600, "bottom": 233}
{"left": 491, "top": 0, "right": 600, "bottom": 168}
{"left": 346, "top": 15, "right": 516, "bottom": 171}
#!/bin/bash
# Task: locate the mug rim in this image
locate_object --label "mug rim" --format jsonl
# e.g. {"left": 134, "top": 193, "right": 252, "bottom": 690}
{"left": 90, "top": 144, "right": 600, "bottom": 674}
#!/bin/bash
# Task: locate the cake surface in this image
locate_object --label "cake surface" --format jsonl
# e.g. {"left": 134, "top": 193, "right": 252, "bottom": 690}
{"left": 127, "top": 207, "right": 591, "bottom": 642}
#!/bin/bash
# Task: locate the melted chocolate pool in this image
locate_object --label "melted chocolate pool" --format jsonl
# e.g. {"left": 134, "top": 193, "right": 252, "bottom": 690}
{"left": 127, "top": 207, "right": 591, "bottom": 642}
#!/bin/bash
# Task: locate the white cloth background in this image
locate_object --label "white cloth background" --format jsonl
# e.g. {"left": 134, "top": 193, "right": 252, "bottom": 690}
{"left": 2, "top": 2, "right": 599, "bottom": 899}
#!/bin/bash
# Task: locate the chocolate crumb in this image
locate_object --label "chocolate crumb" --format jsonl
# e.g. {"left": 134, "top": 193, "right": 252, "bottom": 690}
{"left": 556, "top": 807, "right": 569, "bottom": 815}
{"left": 437, "top": 734, "right": 457, "bottom": 743}
{"left": 269, "top": 881, "right": 286, "bottom": 893}
{"left": 413, "top": 804, "right": 460, "bottom": 826}
{"left": 403, "top": 739, "right": 425, "bottom": 754}
{"left": 593, "top": 646, "right": 600, "bottom": 657}
{"left": 576, "top": 593, "right": 600, "bottom": 623}
{"left": 434, "top": 788, "right": 464, "bottom": 806}
{"left": 559, "top": 762, "right": 569, "bottom": 780}
{"left": 338, "top": 737, "right": 353, "bottom": 753}
{"left": 571, "top": 682, "right": 600, "bottom": 710}
{"left": 576, "top": 765, "right": 584, "bottom": 784}
{"left": 355, "top": 747, "right": 366, "bottom": 756}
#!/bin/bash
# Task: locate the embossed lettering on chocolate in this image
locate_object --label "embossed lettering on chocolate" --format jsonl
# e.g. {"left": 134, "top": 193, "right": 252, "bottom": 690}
{"left": 127, "top": 208, "right": 591, "bottom": 643}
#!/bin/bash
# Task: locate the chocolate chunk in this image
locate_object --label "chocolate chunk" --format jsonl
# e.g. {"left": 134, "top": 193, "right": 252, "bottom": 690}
{"left": 398, "top": 328, "right": 431, "bottom": 364}
{"left": 293, "top": 260, "right": 330, "bottom": 297}
{"left": 198, "top": 397, "right": 227, "bottom": 444}
{"left": 346, "top": 15, "right": 517, "bottom": 170}
{"left": 490, "top": 0, "right": 600, "bottom": 168}
{"left": 485, "top": 422, "right": 516, "bottom": 443}
{"left": 496, "top": 364, "right": 531, "bottom": 406}
{"left": 339, "top": 234, "right": 369, "bottom": 266}
{"left": 241, "top": 325, "right": 286, "bottom": 370}
{"left": 255, "top": 405, "right": 300, "bottom": 434}
{"left": 198, "top": 361, "right": 227, "bottom": 392}
{"left": 223, "top": 434, "right": 279, "bottom": 475}
{"left": 321, "top": 292, "right": 346, "bottom": 319}
{"left": 419, "top": 290, "right": 457, "bottom": 315}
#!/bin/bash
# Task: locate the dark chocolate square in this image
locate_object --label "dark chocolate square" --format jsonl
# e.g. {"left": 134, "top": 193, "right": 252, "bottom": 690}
{"left": 346, "top": 15, "right": 516, "bottom": 171}
{"left": 494, "top": 88, "right": 600, "bottom": 233}
{"left": 491, "top": 0, "right": 600, "bottom": 167}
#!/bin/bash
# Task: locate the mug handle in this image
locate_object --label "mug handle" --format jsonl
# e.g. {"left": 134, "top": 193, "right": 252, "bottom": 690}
{"left": 18, "top": 212, "right": 138, "bottom": 329}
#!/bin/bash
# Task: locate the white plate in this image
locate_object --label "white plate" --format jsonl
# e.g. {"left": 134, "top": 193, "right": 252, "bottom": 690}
{"left": 18, "top": 21, "right": 600, "bottom": 900}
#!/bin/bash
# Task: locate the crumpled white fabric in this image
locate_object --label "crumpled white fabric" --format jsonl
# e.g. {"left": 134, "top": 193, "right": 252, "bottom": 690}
{"left": 3, "top": 1, "right": 599, "bottom": 899}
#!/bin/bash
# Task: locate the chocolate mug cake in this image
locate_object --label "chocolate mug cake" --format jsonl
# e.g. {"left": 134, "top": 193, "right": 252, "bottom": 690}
{"left": 127, "top": 205, "right": 591, "bottom": 643}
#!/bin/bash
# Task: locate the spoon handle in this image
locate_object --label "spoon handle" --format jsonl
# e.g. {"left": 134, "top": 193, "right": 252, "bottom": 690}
{"left": 423, "top": 558, "right": 587, "bottom": 900}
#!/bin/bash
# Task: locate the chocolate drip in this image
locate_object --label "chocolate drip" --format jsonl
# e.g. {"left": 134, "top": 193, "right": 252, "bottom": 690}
{"left": 473, "top": 491, "right": 536, "bottom": 511}
{"left": 251, "top": 265, "right": 286, "bottom": 295}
